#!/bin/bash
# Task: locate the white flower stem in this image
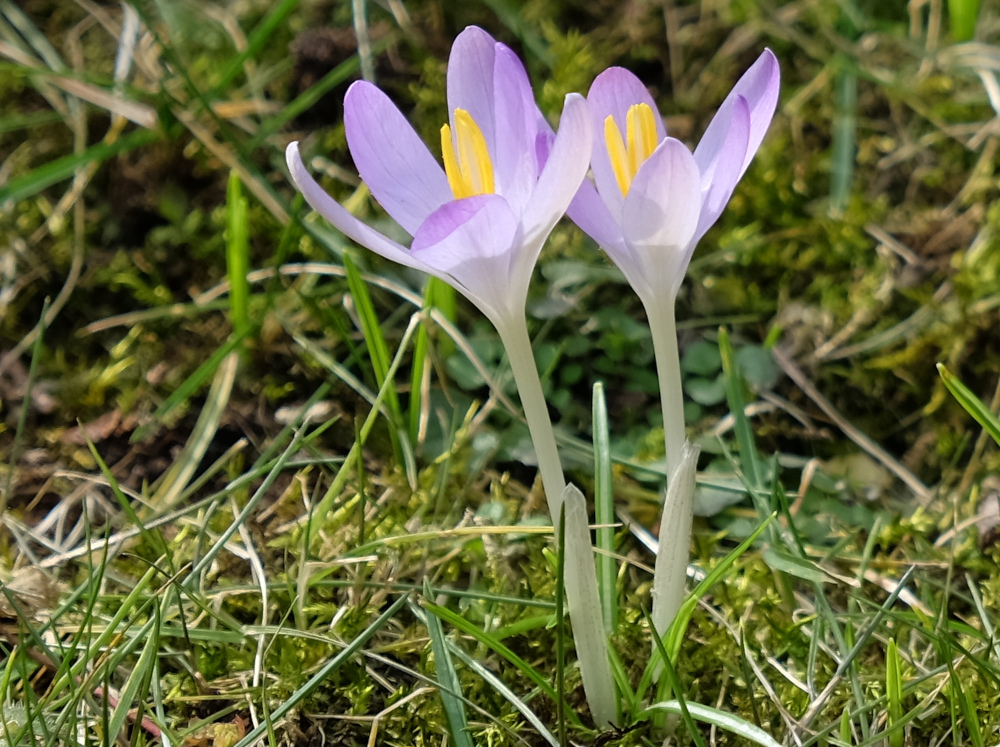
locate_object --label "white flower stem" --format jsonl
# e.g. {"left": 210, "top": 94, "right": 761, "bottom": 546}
{"left": 646, "top": 301, "right": 685, "bottom": 481}
{"left": 495, "top": 318, "right": 567, "bottom": 522}
{"left": 497, "top": 317, "right": 618, "bottom": 726}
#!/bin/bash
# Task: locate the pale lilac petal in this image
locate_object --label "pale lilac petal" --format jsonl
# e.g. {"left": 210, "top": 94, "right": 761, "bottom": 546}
{"left": 586, "top": 67, "right": 667, "bottom": 219}
{"left": 491, "top": 43, "right": 538, "bottom": 214}
{"left": 567, "top": 178, "right": 626, "bottom": 253}
{"left": 411, "top": 194, "right": 521, "bottom": 324}
{"left": 692, "top": 94, "right": 750, "bottom": 243}
{"left": 521, "top": 94, "right": 593, "bottom": 252}
{"left": 726, "top": 49, "right": 780, "bottom": 176}
{"left": 447, "top": 26, "right": 497, "bottom": 157}
{"left": 620, "top": 138, "right": 702, "bottom": 300}
{"left": 286, "top": 142, "right": 437, "bottom": 277}
{"left": 344, "top": 81, "right": 451, "bottom": 236}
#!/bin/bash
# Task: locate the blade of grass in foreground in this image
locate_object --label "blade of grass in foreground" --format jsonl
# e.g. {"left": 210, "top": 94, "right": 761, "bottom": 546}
{"left": 344, "top": 253, "right": 404, "bottom": 455}
{"left": 422, "top": 581, "right": 472, "bottom": 747}
{"left": 647, "top": 608, "right": 707, "bottom": 747}
{"left": 226, "top": 171, "right": 251, "bottom": 346}
{"left": 718, "top": 327, "right": 763, "bottom": 492}
{"left": 886, "top": 638, "right": 903, "bottom": 747}
{"left": 938, "top": 363, "right": 1000, "bottom": 446}
{"left": 641, "top": 701, "right": 781, "bottom": 747}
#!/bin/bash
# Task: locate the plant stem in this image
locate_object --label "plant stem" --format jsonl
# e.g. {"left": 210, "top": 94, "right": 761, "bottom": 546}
{"left": 646, "top": 300, "right": 685, "bottom": 482}
{"left": 496, "top": 317, "right": 567, "bottom": 524}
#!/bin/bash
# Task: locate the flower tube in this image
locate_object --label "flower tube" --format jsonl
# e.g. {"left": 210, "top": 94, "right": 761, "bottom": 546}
{"left": 569, "top": 53, "right": 779, "bottom": 634}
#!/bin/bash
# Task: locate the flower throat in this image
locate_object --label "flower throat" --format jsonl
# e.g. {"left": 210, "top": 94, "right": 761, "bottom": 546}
{"left": 604, "top": 103, "right": 658, "bottom": 196}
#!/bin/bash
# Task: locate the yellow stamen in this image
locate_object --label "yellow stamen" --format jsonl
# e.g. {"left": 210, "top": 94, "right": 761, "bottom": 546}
{"left": 605, "top": 103, "right": 659, "bottom": 196}
{"left": 440, "top": 109, "right": 495, "bottom": 199}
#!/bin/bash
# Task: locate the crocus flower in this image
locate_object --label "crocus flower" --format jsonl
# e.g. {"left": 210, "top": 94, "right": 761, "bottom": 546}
{"left": 569, "top": 51, "right": 779, "bottom": 477}
{"left": 568, "top": 53, "right": 779, "bottom": 643}
{"left": 286, "top": 26, "right": 591, "bottom": 341}
{"left": 287, "top": 28, "right": 618, "bottom": 726}
{"left": 285, "top": 25, "right": 593, "bottom": 517}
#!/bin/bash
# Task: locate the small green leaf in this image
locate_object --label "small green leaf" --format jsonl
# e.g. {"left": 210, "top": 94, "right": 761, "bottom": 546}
{"left": 762, "top": 548, "right": 832, "bottom": 584}
{"left": 938, "top": 364, "right": 1000, "bottom": 447}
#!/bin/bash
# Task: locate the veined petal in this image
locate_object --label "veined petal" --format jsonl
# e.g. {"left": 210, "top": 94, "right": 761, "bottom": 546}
{"left": 586, "top": 67, "right": 666, "bottom": 219}
{"left": 521, "top": 93, "right": 593, "bottom": 250}
{"left": 286, "top": 142, "right": 438, "bottom": 277}
{"left": 715, "top": 48, "right": 780, "bottom": 178}
{"left": 447, "top": 26, "right": 498, "bottom": 160}
{"left": 411, "top": 194, "right": 521, "bottom": 325}
{"left": 491, "top": 42, "right": 539, "bottom": 214}
{"left": 692, "top": 94, "right": 750, "bottom": 243}
{"left": 344, "top": 81, "right": 452, "bottom": 236}
{"left": 621, "top": 138, "right": 702, "bottom": 300}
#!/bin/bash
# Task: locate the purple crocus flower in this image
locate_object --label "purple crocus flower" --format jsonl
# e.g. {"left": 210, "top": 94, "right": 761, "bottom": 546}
{"left": 568, "top": 50, "right": 780, "bottom": 308}
{"left": 568, "top": 51, "right": 780, "bottom": 477}
{"left": 285, "top": 25, "right": 593, "bottom": 335}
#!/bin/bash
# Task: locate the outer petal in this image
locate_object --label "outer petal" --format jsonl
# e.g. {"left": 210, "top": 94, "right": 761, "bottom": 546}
{"left": 344, "top": 81, "right": 452, "bottom": 236}
{"left": 447, "top": 26, "right": 498, "bottom": 158}
{"left": 692, "top": 94, "right": 750, "bottom": 243}
{"left": 620, "top": 138, "right": 702, "bottom": 300}
{"left": 586, "top": 67, "right": 667, "bottom": 219}
{"left": 411, "top": 194, "right": 521, "bottom": 324}
{"left": 286, "top": 142, "right": 437, "bottom": 278}
{"left": 704, "top": 49, "right": 780, "bottom": 179}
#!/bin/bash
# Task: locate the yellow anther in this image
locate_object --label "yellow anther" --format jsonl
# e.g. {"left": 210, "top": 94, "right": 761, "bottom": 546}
{"left": 605, "top": 103, "right": 659, "bottom": 196}
{"left": 441, "top": 109, "right": 495, "bottom": 199}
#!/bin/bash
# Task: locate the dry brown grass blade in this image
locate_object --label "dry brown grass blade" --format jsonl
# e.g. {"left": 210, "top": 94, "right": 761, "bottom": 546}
{"left": 772, "top": 346, "right": 933, "bottom": 503}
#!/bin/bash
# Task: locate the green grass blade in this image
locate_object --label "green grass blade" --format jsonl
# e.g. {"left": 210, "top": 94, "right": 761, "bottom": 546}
{"left": 646, "top": 608, "right": 707, "bottom": 747}
{"left": 641, "top": 701, "right": 781, "bottom": 747}
{"left": 592, "top": 382, "right": 617, "bottom": 634}
{"left": 950, "top": 661, "right": 984, "bottom": 747}
{"left": 718, "top": 327, "right": 762, "bottom": 491}
{"left": 152, "top": 351, "right": 238, "bottom": 510}
{"left": 830, "top": 68, "right": 857, "bottom": 216}
{"left": 226, "top": 171, "right": 251, "bottom": 345}
{"left": 938, "top": 364, "right": 1000, "bottom": 446}
{"left": 343, "top": 253, "right": 403, "bottom": 452}
{"left": 948, "top": 0, "right": 981, "bottom": 41}
{"left": 886, "top": 638, "right": 903, "bottom": 747}
{"left": 422, "top": 581, "right": 472, "bottom": 747}
{"left": 107, "top": 614, "right": 159, "bottom": 743}
{"left": 555, "top": 503, "right": 568, "bottom": 746}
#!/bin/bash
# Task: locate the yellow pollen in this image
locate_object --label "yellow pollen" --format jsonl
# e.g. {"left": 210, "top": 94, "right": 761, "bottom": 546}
{"left": 604, "top": 103, "right": 659, "bottom": 196}
{"left": 441, "top": 109, "right": 495, "bottom": 199}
